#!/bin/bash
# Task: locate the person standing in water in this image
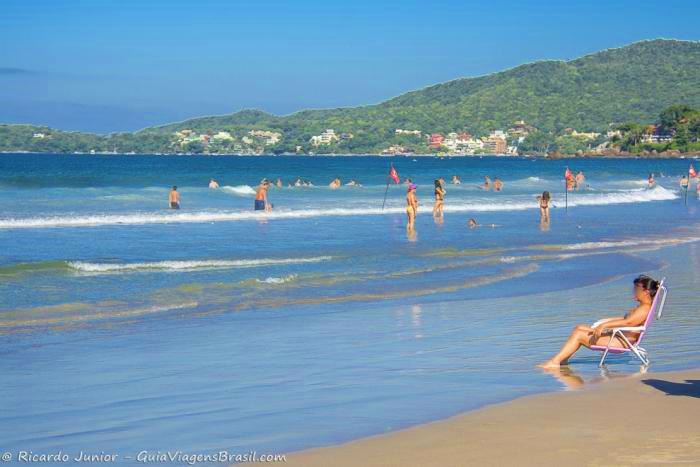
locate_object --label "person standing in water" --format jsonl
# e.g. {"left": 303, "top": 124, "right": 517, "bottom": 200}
{"left": 208, "top": 179, "right": 219, "bottom": 189}
{"left": 537, "top": 191, "right": 551, "bottom": 222}
{"left": 575, "top": 171, "right": 585, "bottom": 190}
{"left": 433, "top": 179, "right": 446, "bottom": 218}
{"left": 483, "top": 176, "right": 491, "bottom": 190}
{"left": 406, "top": 183, "right": 418, "bottom": 231}
{"left": 255, "top": 179, "right": 271, "bottom": 211}
{"left": 493, "top": 177, "right": 504, "bottom": 192}
{"left": 275, "top": 178, "right": 283, "bottom": 188}
{"left": 680, "top": 175, "right": 689, "bottom": 193}
{"left": 168, "top": 186, "right": 180, "bottom": 209}
{"left": 648, "top": 173, "right": 655, "bottom": 188}
{"left": 451, "top": 175, "right": 461, "bottom": 185}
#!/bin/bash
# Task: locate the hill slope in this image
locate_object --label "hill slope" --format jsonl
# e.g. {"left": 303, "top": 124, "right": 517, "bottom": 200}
{"left": 2, "top": 39, "right": 699, "bottom": 154}
{"left": 144, "top": 39, "right": 700, "bottom": 146}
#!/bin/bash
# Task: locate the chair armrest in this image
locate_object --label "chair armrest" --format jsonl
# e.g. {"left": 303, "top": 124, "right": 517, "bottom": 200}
{"left": 610, "top": 326, "right": 645, "bottom": 332}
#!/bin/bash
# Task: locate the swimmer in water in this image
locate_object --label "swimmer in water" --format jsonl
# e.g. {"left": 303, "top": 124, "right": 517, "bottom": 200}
{"left": 169, "top": 186, "right": 180, "bottom": 209}
{"left": 468, "top": 218, "right": 478, "bottom": 228}
{"left": 451, "top": 175, "right": 461, "bottom": 185}
{"left": 493, "top": 177, "right": 503, "bottom": 192}
{"left": 275, "top": 178, "right": 283, "bottom": 188}
{"left": 647, "top": 173, "right": 655, "bottom": 188}
{"left": 483, "top": 176, "right": 491, "bottom": 190}
{"left": 208, "top": 179, "right": 219, "bottom": 189}
{"left": 329, "top": 177, "right": 341, "bottom": 189}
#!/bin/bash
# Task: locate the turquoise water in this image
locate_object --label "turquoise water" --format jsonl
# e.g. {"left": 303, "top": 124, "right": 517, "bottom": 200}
{"left": 1, "top": 154, "right": 700, "bottom": 464}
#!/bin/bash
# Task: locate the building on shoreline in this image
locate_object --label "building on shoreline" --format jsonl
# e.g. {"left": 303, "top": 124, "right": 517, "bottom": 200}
{"left": 212, "top": 131, "right": 234, "bottom": 141}
{"left": 395, "top": 129, "right": 422, "bottom": 136}
{"left": 310, "top": 129, "right": 339, "bottom": 146}
{"left": 483, "top": 130, "right": 507, "bottom": 154}
{"left": 249, "top": 130, "right": 282, "bottom": 145}
{"left": 429, "top": 133, "right": 445, "bottom": 149}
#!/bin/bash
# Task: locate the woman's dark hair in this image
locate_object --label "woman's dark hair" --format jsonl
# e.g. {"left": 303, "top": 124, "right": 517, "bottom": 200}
{"left": 542, "top": 191, "right": 550, "bottom": 201}
{"left": 434, "top": 179, "right": 441, "bottom": 188}
{"left": 634, "top": 275, "right": 659, "bottom": 297}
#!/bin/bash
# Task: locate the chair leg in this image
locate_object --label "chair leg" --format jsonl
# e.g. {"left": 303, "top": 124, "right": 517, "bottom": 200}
{"left": 599, "top": 348, "right": 609, "bottom": 367}
{"left": 630, "top": 346, "right": 649, "bottom": 366}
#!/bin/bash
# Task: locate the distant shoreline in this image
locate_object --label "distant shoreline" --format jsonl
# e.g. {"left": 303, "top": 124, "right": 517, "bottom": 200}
{"left": 2, "top": 150, "right": 700, "bottom": 159}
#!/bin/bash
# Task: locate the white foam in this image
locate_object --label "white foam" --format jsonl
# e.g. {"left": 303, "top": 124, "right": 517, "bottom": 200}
{"left": 256, "top": 274, "right": 298, "bottom": 284}
{"left": 0, "top": 187, "right": 678, "bottom": 229}
{"left": 559, "top": 235, "right": 700, "bottom": 251}
{"left": 67, "top": 257, "right": 332, "bottom": 273}
{"left": 620, "top": 179, "right": 652, "bottom": 187}
{"left": 221, "top": 185, "right": 256, "bottom": 196}
{"left": 564, "top": 186, "right": 677, "bottom": 207}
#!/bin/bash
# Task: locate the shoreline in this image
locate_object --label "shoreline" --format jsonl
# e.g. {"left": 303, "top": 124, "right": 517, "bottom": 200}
{"left": 268, "top": 368, "right": 700, "bottom": 466}
{"left": 2, "top": 151, "right": 700, "bottom": 159}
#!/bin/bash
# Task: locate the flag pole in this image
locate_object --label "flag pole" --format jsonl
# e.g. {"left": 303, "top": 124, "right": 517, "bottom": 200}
{"left": 565, "top": 169, "right": 568, "bottom": 211}
{"left": 381, "top": 163, "right": 392, "bottom": 210}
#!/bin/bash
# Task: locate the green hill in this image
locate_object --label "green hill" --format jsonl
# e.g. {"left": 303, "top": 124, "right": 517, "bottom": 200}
{"left": 2, "top": 39, "right": 700, "bottom": 154}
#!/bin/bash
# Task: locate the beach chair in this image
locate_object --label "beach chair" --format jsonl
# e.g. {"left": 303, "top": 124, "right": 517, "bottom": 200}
{"left": 590, "top": 278, "right": 667, "bottom": 367}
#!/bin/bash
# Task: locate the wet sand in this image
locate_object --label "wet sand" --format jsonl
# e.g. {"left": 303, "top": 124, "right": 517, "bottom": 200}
{"left": 272, "top": 369, "right": 700, "bottom": 467}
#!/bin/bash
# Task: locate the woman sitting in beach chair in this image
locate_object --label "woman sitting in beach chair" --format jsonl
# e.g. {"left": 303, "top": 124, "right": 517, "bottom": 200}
{"left": 538, "top": 275, "right": 660, "bottom": 368}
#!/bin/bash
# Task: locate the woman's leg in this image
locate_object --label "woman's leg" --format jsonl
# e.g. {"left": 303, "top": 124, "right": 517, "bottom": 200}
{"left": 539, "top": 325, "right": 627, "bottom": 368}
{"left": 539, "top": 325, "right": 592, "bottom": 368}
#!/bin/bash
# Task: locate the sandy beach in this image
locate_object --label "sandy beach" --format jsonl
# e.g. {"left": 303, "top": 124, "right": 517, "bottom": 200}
{"left": 276, "top": 369, "right": 700, "bottom": 467}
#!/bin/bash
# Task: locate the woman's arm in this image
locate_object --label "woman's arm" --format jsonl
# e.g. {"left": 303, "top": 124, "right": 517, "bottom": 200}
{"left": 591, "top": 317, "right": 624, "bottom": 328}
{"left": 593, "top": 306, "right": 649, "bottom": 339}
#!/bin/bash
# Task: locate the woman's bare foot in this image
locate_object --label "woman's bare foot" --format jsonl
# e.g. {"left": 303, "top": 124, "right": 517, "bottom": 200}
{"left": 537, "top": 359, "right": 562, "bottom": 369}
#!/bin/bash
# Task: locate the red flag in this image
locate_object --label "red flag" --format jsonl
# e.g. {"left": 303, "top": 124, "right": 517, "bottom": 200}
{"left": 389, "top": 165, "right": 400, "bottom": 184}
{"left": 564, "top": 168, "right": 574, "bottom": 181}
{"left": 690, "top": 164, "right": 697, "bottom": 178}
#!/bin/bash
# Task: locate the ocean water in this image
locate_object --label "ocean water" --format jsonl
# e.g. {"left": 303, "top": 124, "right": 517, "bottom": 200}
{"left": 1, "top": 154, "right": 700, "bottom": 464}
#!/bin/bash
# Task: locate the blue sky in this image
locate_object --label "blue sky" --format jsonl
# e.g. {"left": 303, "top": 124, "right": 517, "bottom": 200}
{"left": 1, "top": 0, "right": 699, "bottom": 133}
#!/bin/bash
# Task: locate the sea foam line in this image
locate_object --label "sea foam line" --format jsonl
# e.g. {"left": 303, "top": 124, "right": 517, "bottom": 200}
{"left": 67, "top": 256, "right": 332, "bottom": 273}
{"left": 0, "top": 187, "right": 677, "bottom": 229}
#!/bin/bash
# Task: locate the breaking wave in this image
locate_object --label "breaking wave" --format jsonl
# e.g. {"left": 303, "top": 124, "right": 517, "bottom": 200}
{"left": 66, "top": 256, "right": 332, "bottom": 273}
{"left": 221, "top": 185, "right": 256, "bottom": 196}
{"left": 256, "top": 274, "right": 299, "bottom": 284}
{"left": 0, "top": 187, "right": 677, "bottom": 229}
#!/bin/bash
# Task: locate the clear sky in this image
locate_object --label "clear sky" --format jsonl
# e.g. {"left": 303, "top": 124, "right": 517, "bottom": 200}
{"left": 1, "top": 0, "right": 699, "bottom": 133}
